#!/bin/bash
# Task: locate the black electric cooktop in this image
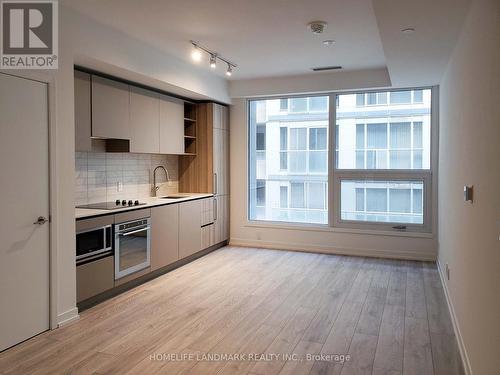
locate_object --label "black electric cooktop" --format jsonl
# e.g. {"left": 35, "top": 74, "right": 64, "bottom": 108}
{"left": 76, "top": 200, "right": 146, "bottom": 210}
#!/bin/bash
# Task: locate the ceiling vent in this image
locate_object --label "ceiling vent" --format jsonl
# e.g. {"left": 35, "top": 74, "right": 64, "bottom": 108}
{"left": 307, "top": 21, "right": 327, "bottom": 35}
{"left": 311, "top": 66, "right": 342, "bottom": 72}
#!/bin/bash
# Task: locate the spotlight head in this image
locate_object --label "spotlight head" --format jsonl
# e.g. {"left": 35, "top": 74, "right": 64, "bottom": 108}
{"left": 210, "top": 54, "right": 217, "bottom": 68}
{"left": 226, "top": 64, "right": 233, "bottom": 76}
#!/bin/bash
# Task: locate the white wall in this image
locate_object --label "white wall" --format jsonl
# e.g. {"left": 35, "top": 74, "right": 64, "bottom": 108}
{"left": 230, "top": 97, "right": 437, "bottom": 260}
{"left": 35, "top": 4, "right": 231, "bottom": 325}
{"left": 229, "top": 68, "right": 391, "bottom": 98}
{"left": 438, "top": 0, "right": 500, "bottom": 373}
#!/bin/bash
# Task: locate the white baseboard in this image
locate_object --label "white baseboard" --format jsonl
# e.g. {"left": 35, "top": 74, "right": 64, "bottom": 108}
{"left": 229, "top": 238, "right": 436, "bottom": 261}
{"left": 57, "top": 307, "right": 79, "bottom": 327}
{"left": 436, "top": 260, "right": 473, "bottom": 375}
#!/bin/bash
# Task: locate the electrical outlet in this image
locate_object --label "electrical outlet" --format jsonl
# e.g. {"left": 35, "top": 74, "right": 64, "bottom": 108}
{"left": 445, "top": 263, "right": 450, "bottom": 281}
{"left": 117, "top": 181, "right": 123, "bottom": 192}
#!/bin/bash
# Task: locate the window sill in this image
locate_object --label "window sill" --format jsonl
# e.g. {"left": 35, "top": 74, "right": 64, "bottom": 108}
{"left": 245, "top": 220, "right": 434, "bottom": 239}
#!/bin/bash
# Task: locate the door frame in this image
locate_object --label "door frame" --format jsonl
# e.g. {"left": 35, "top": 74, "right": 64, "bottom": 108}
{"left": 0, "top": 70, "right": 58, "bottom": 329}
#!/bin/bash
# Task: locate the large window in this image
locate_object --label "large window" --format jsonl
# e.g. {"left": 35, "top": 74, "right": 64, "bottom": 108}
{"left": 249, "top": 89, "right": 434, "bottom": 232}
{"left": 335, "top": 88, "right": 432, "bottom": 230}
{"left": 248, "top": 96, "right": 329, "bottom": 224}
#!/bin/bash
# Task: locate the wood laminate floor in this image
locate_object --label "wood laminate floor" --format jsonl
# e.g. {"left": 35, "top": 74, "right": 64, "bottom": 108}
{"left": 0, "top": 247, "right": 463, "bottom": 375}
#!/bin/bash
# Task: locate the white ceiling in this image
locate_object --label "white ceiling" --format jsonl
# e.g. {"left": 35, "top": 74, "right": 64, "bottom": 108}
{"left": 61, "top": 0, "right": 470, "bottom": 86}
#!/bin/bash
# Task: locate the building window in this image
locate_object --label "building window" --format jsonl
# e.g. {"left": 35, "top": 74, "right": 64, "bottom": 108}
{"left": 309, "top": 96, "right": 328, "bottom": 112}
{"left": 335, "top": 88, "right": 433, "bottom": 231}
{"left": 256, "top": 125, "right": 266, "bottom": 151}
{"left": 290, "top": 98, "right": 308, "bottom": 113}
{"left": 256, "top": 180, "right": 266, "bottom": 206}
{"left": 280, "top": 127, "right": 288, "bottom": 170}
{"left": 248, "top": 96, "right": 329, "bottom": 224}
{"left": 280, "top": 186, "right": 288, "bottom": 208}
{"left": 280, "top": 98, "right": 288, "bottom": 111}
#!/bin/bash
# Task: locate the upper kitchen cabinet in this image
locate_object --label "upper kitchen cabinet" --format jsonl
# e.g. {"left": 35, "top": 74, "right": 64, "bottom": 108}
{"left": 130, "top": 86, "right": 160, "bottom": 153}
{"left": 91, "top": 75, "right": 131, "bottom": 140}
{"left": 159, "top": 95, "right": 184, "bottom": 154}
{"left": 74, "top": 71, "right": 92, "bottom": 152}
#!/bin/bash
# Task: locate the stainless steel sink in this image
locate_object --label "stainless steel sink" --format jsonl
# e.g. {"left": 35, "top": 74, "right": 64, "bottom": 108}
{"left": 158, "top": 195, "right": 188, "bottom": 199}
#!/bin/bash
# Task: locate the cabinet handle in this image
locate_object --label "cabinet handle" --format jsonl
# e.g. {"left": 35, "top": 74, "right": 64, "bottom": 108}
{"left": 213, "top": 198, "right": 218, "bottom": 221}
{"left": 213, "top": 173, "right": 218, "bottom": 195}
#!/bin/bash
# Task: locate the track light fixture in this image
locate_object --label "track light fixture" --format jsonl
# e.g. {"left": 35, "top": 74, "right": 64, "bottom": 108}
{"left": 190, "top": 40, "right": 237, "bottom": 76}
{"left": 210, "top": 54, "right": 217, "bottom": 68}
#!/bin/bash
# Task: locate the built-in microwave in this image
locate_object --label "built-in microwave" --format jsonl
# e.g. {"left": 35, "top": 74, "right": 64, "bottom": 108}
{"left": 76, "top": 225, "right": 113, "bottom": 264}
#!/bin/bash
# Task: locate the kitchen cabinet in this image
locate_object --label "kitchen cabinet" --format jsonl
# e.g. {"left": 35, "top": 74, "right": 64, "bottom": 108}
{"left": 151, "top": 204, "right": 179, "bottom": 271}
{"left": 214, "top": 195, "right": 229, "bottom": 244}
{"left": 76, "top": 256, "right": 114, "bottom": 303}
{"left": 130, "top": 86, "right": 160, "bottom": 153}
{"left": 74, "top": 71, "right": 92, "bottom": 152}
{"left": 213, "top": 126, "right": 229, "bottom": 196}
{"left": 160, "top": 95, "right": 184, "bottom": 154}
{"left": 201, "top": 197, "right": 215, "bottom": 249}
{"left": 179, "top": 103, "right": 230, "bottom": 245}
{"left": 178, "top": 199, "right": 202, "bottom": 259}
{"left": 91, "top": 75, "right": 130, "bottom": 140}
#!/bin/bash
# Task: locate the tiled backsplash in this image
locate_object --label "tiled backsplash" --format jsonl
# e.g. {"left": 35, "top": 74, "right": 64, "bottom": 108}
{"left": 75, "top": 152, "right": 179, "bottom": 206}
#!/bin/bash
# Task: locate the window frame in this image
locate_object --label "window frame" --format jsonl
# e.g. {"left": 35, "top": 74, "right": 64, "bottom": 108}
{"left": 331, "top": 87, "right": 437, "bottom": 233}
{"left": 247, "top": 87, "right": 437, "bottom": 235}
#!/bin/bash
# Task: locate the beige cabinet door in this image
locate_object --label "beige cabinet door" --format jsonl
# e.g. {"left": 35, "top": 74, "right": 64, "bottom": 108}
{"left": 74, "top": 71, "right": 92, "bottom": 152}
{"left": 151, "top": 204, "right": 179, "bottom": 271}
{"left": 213, "top": 128, "right": 229, "bottom": 196}
{"left": 130, "top": 86, "right": 160, "bottom": 153}
{"left": 159, "top": 95, "right": 184, "bottom": 154}
{"left": 91, "top": 75, "right": 130, "bottom": 139}
{"left": 76, "top": 256, "right": 114, "bottom": 302}
{"left": 214, "top": 195, "right": 229, "bottom": 244}
{"left": 178, "top": 200, "right": 202, "bottom": 259}
{"left": 201, "top": 224, "right": 215, "bottom": 250}
{"left": 212, "top": 103, "right": 223, "bottom": 129}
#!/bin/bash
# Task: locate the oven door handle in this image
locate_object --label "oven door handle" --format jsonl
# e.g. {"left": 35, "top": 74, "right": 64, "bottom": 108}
{"left": 118, "top": 226, "right": 150, "bottom": 236}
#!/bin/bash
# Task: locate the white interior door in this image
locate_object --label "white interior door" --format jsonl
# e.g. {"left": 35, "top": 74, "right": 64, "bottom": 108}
{"left": 0, "top": 73, "right": 50, "bottom": 351}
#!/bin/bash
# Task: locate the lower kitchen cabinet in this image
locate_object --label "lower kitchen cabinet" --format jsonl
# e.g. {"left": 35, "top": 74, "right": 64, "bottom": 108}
{"left": 201, "top": 224, "right": 215, "bottom": 249}
{"left": 214, "top": 195, "right": 229, "bottom": 244}
{"left": 151, "top": 204, "right": 179, "bottom": 271}
{"left": 76, "top": 256, "right": 114, "bottom": 303}
{"left": 178, "top": 199, "right": 202, "bottom": 259}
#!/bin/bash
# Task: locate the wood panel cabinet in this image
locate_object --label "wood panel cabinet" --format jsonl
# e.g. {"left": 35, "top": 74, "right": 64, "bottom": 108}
{"left": 159, "top": 95, "right": 184, "bottom": 154}
{"left": 130, "top": 86, "right": 160, "bottom": 154}
{"left": 178, "top": 199, "right": 202, "bottom": 259}
{"left": 91, "top": 76, "right": 130, "bottom": 140}
{"left": 151, "top": 204, "right": 179, "bottom": 271}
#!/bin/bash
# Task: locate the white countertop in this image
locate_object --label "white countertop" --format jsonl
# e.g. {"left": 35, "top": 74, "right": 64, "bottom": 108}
{"left": 75, "top": 193, "right": 213, "bottom": 220}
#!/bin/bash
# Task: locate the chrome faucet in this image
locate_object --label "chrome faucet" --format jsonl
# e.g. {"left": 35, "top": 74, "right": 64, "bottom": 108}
{"left": 153, "top": 165, "right": 170, "bottom": 196}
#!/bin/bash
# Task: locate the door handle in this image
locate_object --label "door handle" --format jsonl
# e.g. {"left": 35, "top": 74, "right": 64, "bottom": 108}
{"left": 213, "top": 173, "right": 218, "bottom": 195}
{"left": 33, "top": 216, "right": 48, "bottom": 225}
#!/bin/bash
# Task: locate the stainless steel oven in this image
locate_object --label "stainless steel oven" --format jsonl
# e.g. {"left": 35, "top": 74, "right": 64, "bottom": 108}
{"left": 76, "top": 224, "right": 113, "bottom": 264}
{"left": 114, "top": 218, "right": 151, "bottom": 279}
